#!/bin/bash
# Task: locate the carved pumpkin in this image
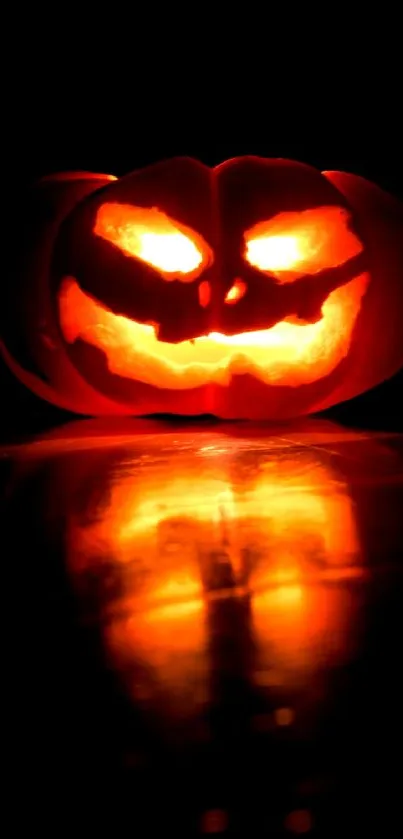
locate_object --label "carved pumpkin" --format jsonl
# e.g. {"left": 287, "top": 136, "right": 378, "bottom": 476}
{"left": 2, "top": 158, "right": 402, "bottom": 418}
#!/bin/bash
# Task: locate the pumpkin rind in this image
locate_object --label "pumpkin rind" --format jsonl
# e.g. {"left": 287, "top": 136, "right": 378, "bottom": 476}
{"left": 1, "top": 159, "right": 402, "bottom": 419}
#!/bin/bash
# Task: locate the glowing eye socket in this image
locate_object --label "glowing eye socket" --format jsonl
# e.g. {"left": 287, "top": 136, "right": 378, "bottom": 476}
{"left": 244, "top": 206, "right": 363, "bottom": 283}
{"left": 94, "top": 203, "right": 212, "bottom": 281}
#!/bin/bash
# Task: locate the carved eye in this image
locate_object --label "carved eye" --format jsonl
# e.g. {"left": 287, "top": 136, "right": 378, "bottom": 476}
{"left": 94, "top": 203, "right": 213, "bottom": 282}
{"left": 244, "top": 206, "right": 363, "bottom": 283}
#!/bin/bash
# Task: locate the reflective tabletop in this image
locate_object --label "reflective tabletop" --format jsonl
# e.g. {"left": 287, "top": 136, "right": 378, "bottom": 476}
{"left": 3, "top": 419, "right": 403, "bottom": 837}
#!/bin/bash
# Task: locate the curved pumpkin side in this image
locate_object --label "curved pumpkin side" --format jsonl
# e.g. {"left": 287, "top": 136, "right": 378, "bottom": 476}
{"left": 1, "top": 172, "right": 130, "bottom": 415}
{"left": 2, "top": 161, "right": 402, "bottom": 420}
{"left": 320, "top": 170, "right": 403, "bottom": 408}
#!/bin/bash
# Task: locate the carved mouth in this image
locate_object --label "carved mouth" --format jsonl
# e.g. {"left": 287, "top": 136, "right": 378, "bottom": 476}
{"left": 59, "top": 273, "right": 369, "bottom": 389}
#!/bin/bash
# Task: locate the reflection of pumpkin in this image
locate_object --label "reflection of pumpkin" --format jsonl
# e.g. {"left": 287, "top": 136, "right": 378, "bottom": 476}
{"left": 68, "top": 447, "right": 361, "bottom": 603}
{"left": 64, "top": 434, "right": 363, "bottom": 712}
{"left": 2, "top": 158, "right": 402, "bottom": 418}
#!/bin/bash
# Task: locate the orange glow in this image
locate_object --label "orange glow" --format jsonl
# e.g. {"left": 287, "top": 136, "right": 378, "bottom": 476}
{"left": 225, "top": 278, "right": 247, "bottom": 304}
{"left": 106, "top": 594, "right": 209, "bottom": 718}
{"left": 67, "top": 450, "right": 361, "bottom": 613}
{"left": 245, "top": 206, "right": 363, "bottom": 282}
{"left": 252, "top": 580, "right": 360, "bottom": 679}
{"left": 66, "top": 445, "right": 363, "bottom": 703}
{"left": 59, "top": 271, "right": 369, "bottom": 389}
{"left": 94, "top": 202, "right": 212, "bottom": 280}
{"left": 198, "top": 279, "right": 211, "bottom": 307}
{"left": 274, "top": 707, "right": 295, "bottom": 726}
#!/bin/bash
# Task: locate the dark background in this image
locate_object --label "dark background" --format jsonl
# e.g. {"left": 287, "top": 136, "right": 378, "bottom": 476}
{"left": 2, "top": 34, "right": 402, "bottom": 436}
{"left": 3, "top": 28, "right": 403, "bottom": 839}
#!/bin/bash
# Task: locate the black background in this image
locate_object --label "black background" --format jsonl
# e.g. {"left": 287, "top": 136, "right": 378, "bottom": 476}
{"left": 2, "top": 29, "right": 402, "bottom": 435}
{"left": 3, "top": 25, "right": 403, "bottom": 839}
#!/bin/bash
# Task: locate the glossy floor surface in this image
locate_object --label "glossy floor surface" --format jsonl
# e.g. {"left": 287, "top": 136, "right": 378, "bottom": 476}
{"left": 3, "top": 419, "right": 403, "bottom": 837}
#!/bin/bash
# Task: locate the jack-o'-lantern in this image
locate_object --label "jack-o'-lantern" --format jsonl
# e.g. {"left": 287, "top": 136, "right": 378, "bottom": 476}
{"left": 2, "top": 158, "right": 402, "bottom": 418}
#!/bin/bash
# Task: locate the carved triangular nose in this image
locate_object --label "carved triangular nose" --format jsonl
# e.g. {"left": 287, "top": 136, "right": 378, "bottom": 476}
{"left": 224, "top": 278, "right": 247, "bottom": 305}
{"left": 198, "top": 278, "right": 247, "bottom": 309}
{"left": 198, "top": 280, "right": 211, "bottom": 308}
